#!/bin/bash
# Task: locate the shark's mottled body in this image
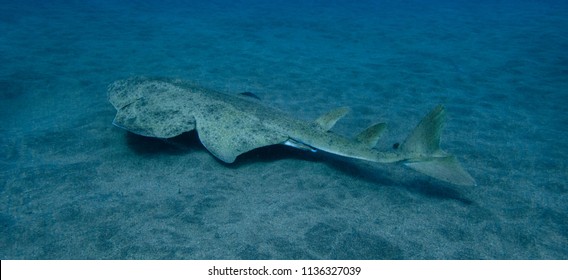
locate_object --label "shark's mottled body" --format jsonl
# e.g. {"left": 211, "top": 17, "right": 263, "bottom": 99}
{"left": 109, "top": 77, "right": 475, "bottom": 186}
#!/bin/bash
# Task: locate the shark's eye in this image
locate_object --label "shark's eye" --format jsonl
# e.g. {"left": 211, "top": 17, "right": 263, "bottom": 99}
{"left": 392, "top": 143, "right": 400, "bottom": 149}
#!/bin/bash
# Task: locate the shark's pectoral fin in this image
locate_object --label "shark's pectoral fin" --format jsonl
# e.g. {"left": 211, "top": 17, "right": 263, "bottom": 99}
{"left": 315, "top": 107, "right": 350, "bottom": 131}
{"left": 194, "top": 107, "right": 287, "bottom": 163}
{"left": 355, "top": 123, "right": 387, "bottom": 148}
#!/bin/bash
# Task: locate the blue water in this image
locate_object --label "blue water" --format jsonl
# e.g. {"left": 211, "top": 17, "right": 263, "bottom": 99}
{"left": 1, "top": 0, "right": 567, "bottom": 259}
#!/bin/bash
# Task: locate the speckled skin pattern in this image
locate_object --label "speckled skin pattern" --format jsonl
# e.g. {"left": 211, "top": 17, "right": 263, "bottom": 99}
{"left": 108, "top": 77, "right": 403, "bottom": 164}
{"left": 108, "top": 77, "right": 474, "bottom": 185}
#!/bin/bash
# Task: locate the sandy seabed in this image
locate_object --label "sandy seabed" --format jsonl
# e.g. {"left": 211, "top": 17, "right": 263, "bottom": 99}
{"left": 1, "top": 0, "right": 567, "bottom": 259}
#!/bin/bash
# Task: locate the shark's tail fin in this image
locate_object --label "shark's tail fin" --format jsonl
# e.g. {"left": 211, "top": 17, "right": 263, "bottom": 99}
{"left": 398, "top": 105, "right": 476, "bottom": 186}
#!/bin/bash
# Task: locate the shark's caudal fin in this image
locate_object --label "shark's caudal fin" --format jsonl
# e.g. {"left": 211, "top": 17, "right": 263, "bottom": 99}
{"left": 399, "top": 105, "right": 476, "bottom": 186}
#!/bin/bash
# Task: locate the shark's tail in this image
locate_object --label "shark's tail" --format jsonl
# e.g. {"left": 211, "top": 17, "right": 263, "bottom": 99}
{"left": 398, "top": 105, "right": 476, "bottom": 186}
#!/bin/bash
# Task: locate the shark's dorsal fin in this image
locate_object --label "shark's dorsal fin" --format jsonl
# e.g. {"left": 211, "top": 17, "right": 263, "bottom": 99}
{"left": 315, "top": 107, "right": 350, "bottom": 131}
{"left": 355, "top": 123, "right": 387, "bottom": 148}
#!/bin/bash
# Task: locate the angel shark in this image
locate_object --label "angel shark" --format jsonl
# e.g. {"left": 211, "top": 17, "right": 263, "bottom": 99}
{"left": 108, "top": 77, "right": 475, "bottom": 186}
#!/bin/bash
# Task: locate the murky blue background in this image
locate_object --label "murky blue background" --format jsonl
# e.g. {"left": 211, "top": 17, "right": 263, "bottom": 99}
{"left": 1, "top": 0, "right": 567, "bottom": 259}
